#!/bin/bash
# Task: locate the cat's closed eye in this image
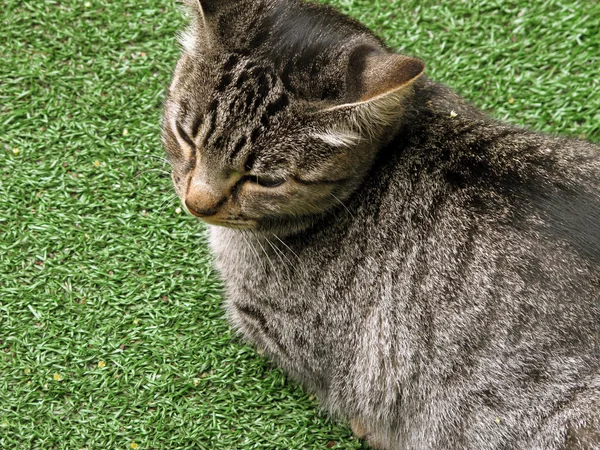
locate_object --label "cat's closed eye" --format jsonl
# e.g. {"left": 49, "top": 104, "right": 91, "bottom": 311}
{"left": 175, "top": 122, "right": 196, "bottom": 149}
{"left": 250, "top": 176, "right": 286, "bottom": 188}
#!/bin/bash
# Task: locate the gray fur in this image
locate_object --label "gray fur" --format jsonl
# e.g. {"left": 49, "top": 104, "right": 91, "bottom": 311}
{"left": 163, "top": 1, "right": 600, "bottom": 448}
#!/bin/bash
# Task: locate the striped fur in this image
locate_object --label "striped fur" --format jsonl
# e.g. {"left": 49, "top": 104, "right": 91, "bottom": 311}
{"left": 163, "top": 1, "right": 600, "bottom": 449}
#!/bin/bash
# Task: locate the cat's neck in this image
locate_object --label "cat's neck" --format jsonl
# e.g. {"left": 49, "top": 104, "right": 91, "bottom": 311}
{"left": 408, "top": 77, "right": 488, "bottom": 135}
{"left": 376, "top": 77, "right": 499, "bottom": 166}
{"left": 254, "top": 211, "right": 335, "bottom": 238}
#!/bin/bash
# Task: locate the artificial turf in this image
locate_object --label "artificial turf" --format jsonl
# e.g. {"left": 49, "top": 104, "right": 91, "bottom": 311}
{"left": 1, "top": 0, "right": 599, "bottom": 448}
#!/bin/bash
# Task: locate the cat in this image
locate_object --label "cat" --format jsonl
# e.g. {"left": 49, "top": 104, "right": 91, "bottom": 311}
{"left": 162, "top": 0, "right": 600, "bottom": 448}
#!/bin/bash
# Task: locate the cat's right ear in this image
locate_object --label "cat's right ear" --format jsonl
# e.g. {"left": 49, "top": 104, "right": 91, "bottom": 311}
{"left": 317, "top": 46, "right": 425, "bottom": 141}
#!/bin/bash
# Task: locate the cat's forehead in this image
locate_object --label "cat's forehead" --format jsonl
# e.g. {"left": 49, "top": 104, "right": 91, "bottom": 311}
{"left": 204, "top": 54, "right": 289, "bottom": 137}
{"left": 210, "top": 53, "right": 281, "bottom": 103}
{"left": 165, "top": 52, "right": 292, "bottom": 169}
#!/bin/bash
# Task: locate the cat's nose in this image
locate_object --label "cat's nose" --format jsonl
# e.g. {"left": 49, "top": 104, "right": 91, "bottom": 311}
{"left": 184, "top": 191, "right": 226, "bottom": 218}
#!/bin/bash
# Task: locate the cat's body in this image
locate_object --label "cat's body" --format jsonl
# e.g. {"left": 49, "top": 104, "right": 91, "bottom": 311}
{"left": 211, "top": 78, "right": 600, "bottom": 449}
{"left": 163, "top": 1, "right": 600, "bottom": 448}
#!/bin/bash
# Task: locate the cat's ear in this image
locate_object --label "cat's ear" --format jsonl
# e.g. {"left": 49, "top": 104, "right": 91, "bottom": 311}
{"left": 319, "top": 46, "right": 425, "bottom": 140}
{"left": 181, "top": 0, "right": 244, "bottom": 52}
{"left": 183, "top": 0, "right": 237, "bottom": 23}
{"left": 184, "top": 0, "right": 215, "bottom": 18}
{"left": 347, "top": 47, "right": 425, "bottom": 103}
{"left": 182, "top": 0, "right": 211, "bottom": 29}
{"left": 180, "top": 0, "right": 227, "bottom": 52}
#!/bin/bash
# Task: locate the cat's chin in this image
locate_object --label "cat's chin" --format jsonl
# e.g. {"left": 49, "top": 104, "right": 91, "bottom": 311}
{"left": 200, "top": 217, "right": 257, "bottom": 230}
{"left": 253, "top": 213, "right": 330, "bottom": 237}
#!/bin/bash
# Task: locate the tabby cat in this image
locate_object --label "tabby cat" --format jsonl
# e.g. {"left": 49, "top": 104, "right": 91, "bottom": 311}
{"left": 162, "top": 0, "right": 600, "bottom": 448}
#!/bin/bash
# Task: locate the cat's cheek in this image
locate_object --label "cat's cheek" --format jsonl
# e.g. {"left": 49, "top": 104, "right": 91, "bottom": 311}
{"left": 237, "top": 185, "right": 289, "bottom": 216}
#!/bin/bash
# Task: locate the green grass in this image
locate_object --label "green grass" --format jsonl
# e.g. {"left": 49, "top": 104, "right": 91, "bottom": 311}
{"left": 1, "top": 0, "right": 598, "bottom": 448}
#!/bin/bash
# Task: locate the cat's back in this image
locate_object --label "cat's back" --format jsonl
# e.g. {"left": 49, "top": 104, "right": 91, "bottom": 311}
{"left": 344, "top": 91, "right": 600, "bottom": 448}
{"left": 369, "top": 85, "right": 600, "bottom": 332}
{"left": 382, "top": 82, "right": 600, "bottom": 277}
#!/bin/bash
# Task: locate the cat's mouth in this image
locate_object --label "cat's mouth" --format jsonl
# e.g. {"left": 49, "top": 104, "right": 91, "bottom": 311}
{"left": 195, "top": 215, "right": 257, "bottom": 229}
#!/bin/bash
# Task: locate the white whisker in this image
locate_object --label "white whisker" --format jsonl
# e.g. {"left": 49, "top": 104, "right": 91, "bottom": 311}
{"left": 265, "top": 235, "right": 294, "bottom": 277}
{"left": 330, "top": 193, "right": 356, "bottom": 219}
{"left": 241, "top": 231, "right": 266, "bottom": 273}
{"left": 272, "top": 234, "right": 300, "bottom": 261}
{"left": 155, "top": 193, "right": 179, "bottom": 212}
{"left": 251, "top": 231, "right": 282, "bottom": 286}
{"left": 142, "top": 154, "right": 172, "bottom": 166}
{"left": 136, "top": 168, "right": 171, "bottom": 178}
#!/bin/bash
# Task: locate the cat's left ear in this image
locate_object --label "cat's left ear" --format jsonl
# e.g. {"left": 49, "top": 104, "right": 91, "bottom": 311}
{"left": 182, "top": 0, "right": 213, "bottom": 30}
{"left": 318, "top": 46, "right": 425, "bottom": 140}
{"left": 185, "top": 0, "right": 219, "bottom": 20}
{"left": 182, "top": 0, "right": 236, "bottom": 49}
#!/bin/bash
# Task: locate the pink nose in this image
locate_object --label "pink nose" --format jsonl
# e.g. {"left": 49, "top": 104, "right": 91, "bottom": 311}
{"left": 185, "top": 191, "right": 225, "bottom": 218}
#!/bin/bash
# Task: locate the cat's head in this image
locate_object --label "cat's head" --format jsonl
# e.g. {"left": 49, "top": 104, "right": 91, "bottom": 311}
{"left": 163, "top": 0, "right": 424, "bottom": 233}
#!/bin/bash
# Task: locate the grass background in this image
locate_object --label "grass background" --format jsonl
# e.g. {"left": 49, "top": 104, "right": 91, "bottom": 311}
{"left": 1, "top": 0, "right": 599, "bottom": 448}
